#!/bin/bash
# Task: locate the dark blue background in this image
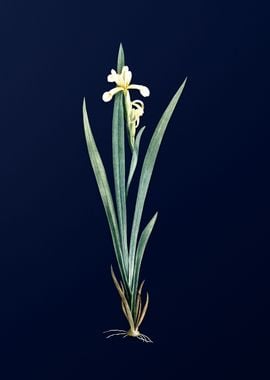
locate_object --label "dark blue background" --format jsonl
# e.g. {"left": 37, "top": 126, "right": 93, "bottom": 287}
{"left": 1, "top": 0, "right": 269, "bottom": 379}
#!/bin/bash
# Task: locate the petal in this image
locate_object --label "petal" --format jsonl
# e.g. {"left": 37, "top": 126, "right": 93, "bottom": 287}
{"left": 122, "top": 66, "right": 129, "bottom": 74}
{"left": 110, "top": 86, "right": 123, "bottom": 96}
{"left": 132, "top": 104, "right": 144, "bottom": 117}
{"left": 128, "top": 84, "right": 150, "bottom": 97}
{"left": 122, "top": 66, "right": 132, "bottom": 87}
{"left": 132, "top": 99, "right": 144, "bottom": 109}
{"left": 102, "top": 87, "right": 123, "bottom": 102}
{"left": 107, "top": 69, "right": 117, "bottom": 82}
{"left": 102, "top": 91, "right": 113, "bottom": 102}
{"left": 137, "top": 108, "right": 144, "bottom": 117}
{"left": 137, "top": 107, "right": 144, "bottom": 116}
{"left": 129, "top": 109, "right": 136, "bottom": 122}
{"left": 107, "top": 74, "right": 114, "bottom": 82}
{"left": 135, "top": 117, "right": 140, "bottom": 128}
{"left": 139, "top": 86, "right": 150, "bottom": 97}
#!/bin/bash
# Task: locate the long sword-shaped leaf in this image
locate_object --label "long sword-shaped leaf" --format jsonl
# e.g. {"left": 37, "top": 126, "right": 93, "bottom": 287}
{"left": 112, "top": 92, "right": 129, "bottom": 273}
{"left": 126, "top": 126, "right": 146, "bottom": 196}
{"left": 83, "top": 99, "right": 127, "bottom": 284}
{"left": 129, "top": 78, "right": 187, "bottom": 283}
{"left": 111, "top": 45, "right": 129, "bottom": 274}
{"left": 131, "top": 211, "right": 158, "bottom": 315}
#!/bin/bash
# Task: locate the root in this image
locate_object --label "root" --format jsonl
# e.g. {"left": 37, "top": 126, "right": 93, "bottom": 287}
{"left": 103, "top": 328, "right": 153, "bottom": 343}
{"left": 137, "top": 333, "right": 153, "bottom": 343}
{"left": 105, "top": 332, "right": 127, "bottom": 339}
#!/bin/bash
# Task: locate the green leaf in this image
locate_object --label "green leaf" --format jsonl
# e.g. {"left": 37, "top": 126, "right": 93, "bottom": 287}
{"left": 128, "top": 78, "right": 187, "bottom": 284}
{"left": 82, "top": 98, "right": 127, "bottom": 284}
{"left": 126, "top": 126, "right": 146, "bottom": 196}
{"left": 131, "top": 211, "right": 158, "bottom": 314}
{"left": 112, "top": 45, "right": 129, "bottom": 275}
{"left": 112, "top": 92, "right": 129, "bottom": 273}
{"left": 117, "top": 43, "right": 125, "bottom": 73}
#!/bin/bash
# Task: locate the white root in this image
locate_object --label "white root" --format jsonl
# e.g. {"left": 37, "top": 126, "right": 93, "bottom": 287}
{"left": 103, "top": 329, "right": 126, "bottom": 334}
{"left": 103, "top": 329, "right": 153, "bottom": 343}
{"left": 139, "top": 333, "right": 153, "bottom": 343}
{"left": 105, "top": 332, "right": 127, "bottom": 339}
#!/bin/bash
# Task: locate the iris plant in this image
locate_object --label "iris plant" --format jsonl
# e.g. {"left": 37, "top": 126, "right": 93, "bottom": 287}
{"left": 83, "top": 44, "right": 186, "bottom": 342}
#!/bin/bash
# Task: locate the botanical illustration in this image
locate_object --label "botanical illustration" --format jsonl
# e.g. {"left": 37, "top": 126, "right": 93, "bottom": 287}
{"left": 83, "top": 44, "right": 186, "bottom": 342}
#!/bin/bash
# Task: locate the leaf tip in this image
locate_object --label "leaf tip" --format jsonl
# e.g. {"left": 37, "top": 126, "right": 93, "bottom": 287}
{"left": 82, "top": 96, "right": 86, "bottom": 107}
{"left": 117, "top": 43, "right": 125, "bottom": 73}
{"left": 180, "top": 76, "right": 188, "bottom": 90}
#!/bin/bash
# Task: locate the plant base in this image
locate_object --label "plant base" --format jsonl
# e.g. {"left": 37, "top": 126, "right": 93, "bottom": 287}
{"left": 103, "top": 267, "right": 153, "bottom": 343}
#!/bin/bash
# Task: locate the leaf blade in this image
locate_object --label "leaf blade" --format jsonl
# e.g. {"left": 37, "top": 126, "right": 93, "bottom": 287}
{"left": 112, "top": 92, "right": 129, "bottom": 273}
{"left": 131, "top": 211, "right": 158, "bottom": 313}
{"left": 129, "top": 78, "right": 187, "bottom": 282}
{"left": 82, "top": 98, "right": 127, "bottom": 283}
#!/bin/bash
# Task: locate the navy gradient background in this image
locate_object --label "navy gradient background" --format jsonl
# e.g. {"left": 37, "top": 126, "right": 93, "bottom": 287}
{"left": 0, "top": 1, "right": 269, "bottom": 379}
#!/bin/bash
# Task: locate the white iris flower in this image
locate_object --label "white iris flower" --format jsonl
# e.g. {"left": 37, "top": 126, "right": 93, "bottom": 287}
{"left": 102, "top": 66, "right": 150, "bottom": 148}
{"left": 102, "top": 66, "right": 150, "bottom": 102}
